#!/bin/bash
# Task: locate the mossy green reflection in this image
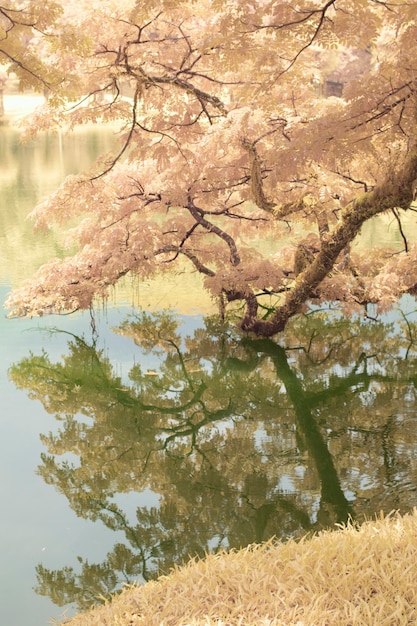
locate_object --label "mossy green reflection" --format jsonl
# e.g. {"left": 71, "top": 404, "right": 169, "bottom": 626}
{"left": 9, "top": 308, "right": 417, "bottom": 611}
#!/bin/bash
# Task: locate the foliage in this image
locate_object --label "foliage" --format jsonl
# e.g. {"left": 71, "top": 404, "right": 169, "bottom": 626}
{"left": 61, "top": 510, "right": 417, "bottom": 626}
{"left": 3, "top": 1, "right": 417, "bottom": 334}
{"left": 0, "top": 1, "right": 66, "bottom": 89}
{"left": 9, "top": 308, "right": 417, "bottom": 609}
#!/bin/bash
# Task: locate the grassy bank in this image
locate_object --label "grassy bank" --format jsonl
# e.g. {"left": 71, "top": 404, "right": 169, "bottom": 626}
{"left": 61, "top": 509, "right": 417, "bottom": 626}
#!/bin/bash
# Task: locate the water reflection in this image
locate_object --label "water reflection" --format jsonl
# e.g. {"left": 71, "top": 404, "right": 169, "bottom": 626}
{"left": 9, "top": 306, "right": 417, "bottom": 612}
{"left": 0, "top": 127, "right": 117, "bottom": 288}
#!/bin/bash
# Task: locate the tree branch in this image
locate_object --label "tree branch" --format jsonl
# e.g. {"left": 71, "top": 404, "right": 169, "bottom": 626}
{"left": 187, "top": 198, "right": 241, "bottom": 265}
{"left": 155, "top": 245, "right": 216, "bottom": 276}
{"left": 241, "top": 147, "right": 417, "bottom": 335}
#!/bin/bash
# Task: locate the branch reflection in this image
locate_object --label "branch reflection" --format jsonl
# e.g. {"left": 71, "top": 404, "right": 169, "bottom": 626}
{"left": 9, "top": 309, "right": 417, "bottom": 610}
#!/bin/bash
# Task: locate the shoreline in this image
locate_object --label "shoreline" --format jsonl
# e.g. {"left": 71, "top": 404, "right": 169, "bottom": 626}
{"left": 62, "top": 509, "right": 417, "bottom": 626}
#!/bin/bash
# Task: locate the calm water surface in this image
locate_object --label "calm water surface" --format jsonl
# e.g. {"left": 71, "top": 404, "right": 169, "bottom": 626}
{"left": 2, "top": 122, "right": 417, "bottom": 626}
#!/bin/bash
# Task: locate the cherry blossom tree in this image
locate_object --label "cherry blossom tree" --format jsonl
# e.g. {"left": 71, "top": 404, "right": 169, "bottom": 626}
{"left": 4, "top": 0, "right": 417, "bottom": 336}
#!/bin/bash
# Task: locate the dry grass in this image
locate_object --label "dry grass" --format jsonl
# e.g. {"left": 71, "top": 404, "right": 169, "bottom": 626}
{"left": 62, "top": 509, "right": 417, "bottom": 626}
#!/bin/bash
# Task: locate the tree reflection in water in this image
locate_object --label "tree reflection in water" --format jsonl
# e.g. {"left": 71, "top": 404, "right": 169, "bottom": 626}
{"left": 9, "top": 307, "right": 417, "bottom": 611}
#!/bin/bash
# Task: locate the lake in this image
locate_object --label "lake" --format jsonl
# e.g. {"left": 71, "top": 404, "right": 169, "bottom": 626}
{"left": 2, "top": 108, "right": 417, "bottom": 626}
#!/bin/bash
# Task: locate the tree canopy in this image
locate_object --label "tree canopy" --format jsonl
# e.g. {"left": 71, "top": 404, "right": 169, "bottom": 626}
{"left": 4, "top": 0, "right": 417, "bottom": 335}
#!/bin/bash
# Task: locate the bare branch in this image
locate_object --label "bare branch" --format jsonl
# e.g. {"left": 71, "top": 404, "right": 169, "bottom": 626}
{"left": 391, "top": 208, "right": 408, "bottom": 253}
{"left": 187, "top": 198, "right": 241, "bottom": 265}
{"left": 155, "top": 245, "right": 216, "bottom": 276}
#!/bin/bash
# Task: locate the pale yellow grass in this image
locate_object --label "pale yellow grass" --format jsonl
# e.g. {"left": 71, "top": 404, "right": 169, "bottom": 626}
{"left": 62, "top": 510, "right": 417, "bottom": 626}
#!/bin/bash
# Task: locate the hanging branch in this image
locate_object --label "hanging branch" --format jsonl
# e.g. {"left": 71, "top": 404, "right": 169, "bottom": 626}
{"left": 391, "top": 207, "right": 408, "bottom": 253}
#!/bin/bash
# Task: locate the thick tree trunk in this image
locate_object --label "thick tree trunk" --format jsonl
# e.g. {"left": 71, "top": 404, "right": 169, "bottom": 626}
{"left": 249, "top": 338, "right": 353, "bottom": 524}
{"left": 241, "top": 149, "right": 417, "bottom": 337}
